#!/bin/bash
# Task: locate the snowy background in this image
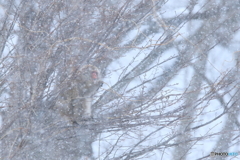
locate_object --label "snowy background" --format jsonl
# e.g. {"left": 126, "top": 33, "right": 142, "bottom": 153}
{"left": 0, "top": 0, "right": 240, "bottom": 160}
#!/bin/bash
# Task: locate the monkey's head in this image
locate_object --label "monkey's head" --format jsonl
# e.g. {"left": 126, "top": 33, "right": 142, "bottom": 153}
{"left": 79, "top": 65, "right": 101, "bottom": 84}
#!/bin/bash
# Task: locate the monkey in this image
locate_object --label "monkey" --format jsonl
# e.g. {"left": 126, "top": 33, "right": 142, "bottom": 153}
{"left": 55, "top": 65, "right": 102, "bottom": 123}
{"left": 74, "top": 65, "right": 102, "bottom": 120}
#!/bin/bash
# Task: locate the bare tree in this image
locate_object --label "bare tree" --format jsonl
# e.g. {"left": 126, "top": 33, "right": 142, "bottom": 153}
{"left": 0, "top": 0, "right": 240, "bottom": 160}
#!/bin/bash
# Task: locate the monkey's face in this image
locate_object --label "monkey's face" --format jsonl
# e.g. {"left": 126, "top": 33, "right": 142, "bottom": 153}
{"left": 91, "top": 71, "right": 98, "bottom": 79}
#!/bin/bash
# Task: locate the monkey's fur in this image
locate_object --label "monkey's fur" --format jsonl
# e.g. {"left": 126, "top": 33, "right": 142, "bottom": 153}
{"left": 56, "top": 65, "right": 102, "bottom": 123}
